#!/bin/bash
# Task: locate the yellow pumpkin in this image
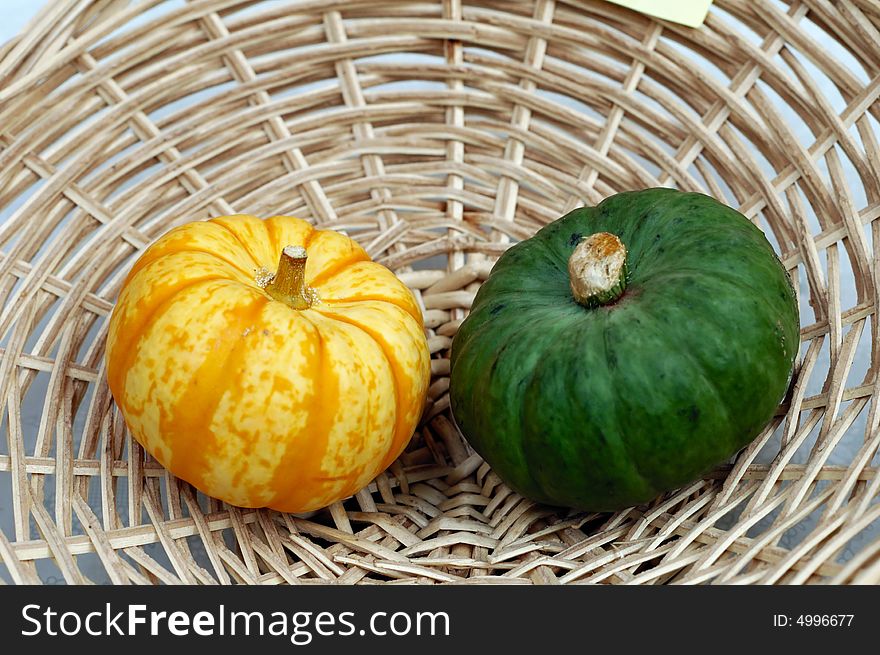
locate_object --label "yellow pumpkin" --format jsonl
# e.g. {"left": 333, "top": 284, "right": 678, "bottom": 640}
{"left": 106, "top": 215, "right": 431, "bottom": 512}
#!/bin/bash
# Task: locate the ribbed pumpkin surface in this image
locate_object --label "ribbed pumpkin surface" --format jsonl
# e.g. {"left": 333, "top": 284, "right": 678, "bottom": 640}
{"left": 106, "top": 215, "right": 431, "bottom": 512}
{"left": 451, "top": 190, "right": 799, "bottom": 510}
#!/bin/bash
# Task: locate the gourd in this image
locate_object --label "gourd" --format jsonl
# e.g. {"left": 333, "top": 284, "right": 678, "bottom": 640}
{"left": 106, "top": 214, "right": 430, "bottom": 513}
{"left": 449, "top": 189, "right": 799, "bottom": 511}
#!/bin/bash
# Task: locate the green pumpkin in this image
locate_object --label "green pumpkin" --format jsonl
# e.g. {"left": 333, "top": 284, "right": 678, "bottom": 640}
{"left": 449, "top": 188, "right": 799, "bottom": 511}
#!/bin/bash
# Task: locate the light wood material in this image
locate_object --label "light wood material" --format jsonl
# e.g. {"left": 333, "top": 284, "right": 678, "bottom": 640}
{"left": 0, "top": 0, "right": 879, "bottom": 585}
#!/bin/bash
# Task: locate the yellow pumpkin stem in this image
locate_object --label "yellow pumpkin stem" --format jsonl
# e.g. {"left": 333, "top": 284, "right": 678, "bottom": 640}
{"left": 265, "top": 245, "right": 315, "bottom": 309}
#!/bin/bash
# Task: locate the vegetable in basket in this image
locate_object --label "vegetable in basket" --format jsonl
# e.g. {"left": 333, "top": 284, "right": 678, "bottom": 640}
{"left": 106, "top": 215, "right": 430, "bottom": 512}
{"left": 449, "top": 188, "right": 799, "bottom": 511}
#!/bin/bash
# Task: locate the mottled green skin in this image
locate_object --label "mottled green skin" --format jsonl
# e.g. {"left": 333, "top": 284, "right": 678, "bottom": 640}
{"left": 449, "top": 189, "right": 800, "bottom": 511}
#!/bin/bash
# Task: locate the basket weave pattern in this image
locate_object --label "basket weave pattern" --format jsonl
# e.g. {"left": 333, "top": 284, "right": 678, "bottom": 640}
{"left": 1, "top": 0, "right": 880, "bottom": 584}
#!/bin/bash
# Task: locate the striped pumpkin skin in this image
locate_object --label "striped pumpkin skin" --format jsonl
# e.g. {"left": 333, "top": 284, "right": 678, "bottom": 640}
{"left": 106, "top": 215, "right": 430, "bottom": 513}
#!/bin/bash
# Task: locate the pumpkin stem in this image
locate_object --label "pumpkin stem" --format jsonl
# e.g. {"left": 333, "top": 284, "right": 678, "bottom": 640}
{"left": 263, "top": 245, "right": 316, "bottom": 309}
{"left": 568, "top": 232, "right": 628, "bottom": 308}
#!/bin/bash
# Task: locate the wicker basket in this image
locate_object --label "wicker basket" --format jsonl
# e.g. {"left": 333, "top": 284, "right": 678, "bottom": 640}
{"left": 1, "top": 0, "right": 879, "bottom": 585}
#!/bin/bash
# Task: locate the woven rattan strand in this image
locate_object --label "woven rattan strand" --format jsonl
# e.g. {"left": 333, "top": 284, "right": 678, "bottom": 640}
{"left": 1, "top": 0, "right": 880, "bottom": 584}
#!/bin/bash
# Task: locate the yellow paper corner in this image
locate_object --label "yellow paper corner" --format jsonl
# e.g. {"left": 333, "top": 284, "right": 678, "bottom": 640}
{"left": 604, "top": 0, "right": 713, "bottom": 28}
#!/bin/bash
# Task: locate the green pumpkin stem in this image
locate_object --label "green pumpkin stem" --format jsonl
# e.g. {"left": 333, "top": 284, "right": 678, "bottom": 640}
{"left": 568, "top": 232, "right": 628, "bottom": 308}
{"left": 264, "top": 245, "right": 316, "bottom": 309}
